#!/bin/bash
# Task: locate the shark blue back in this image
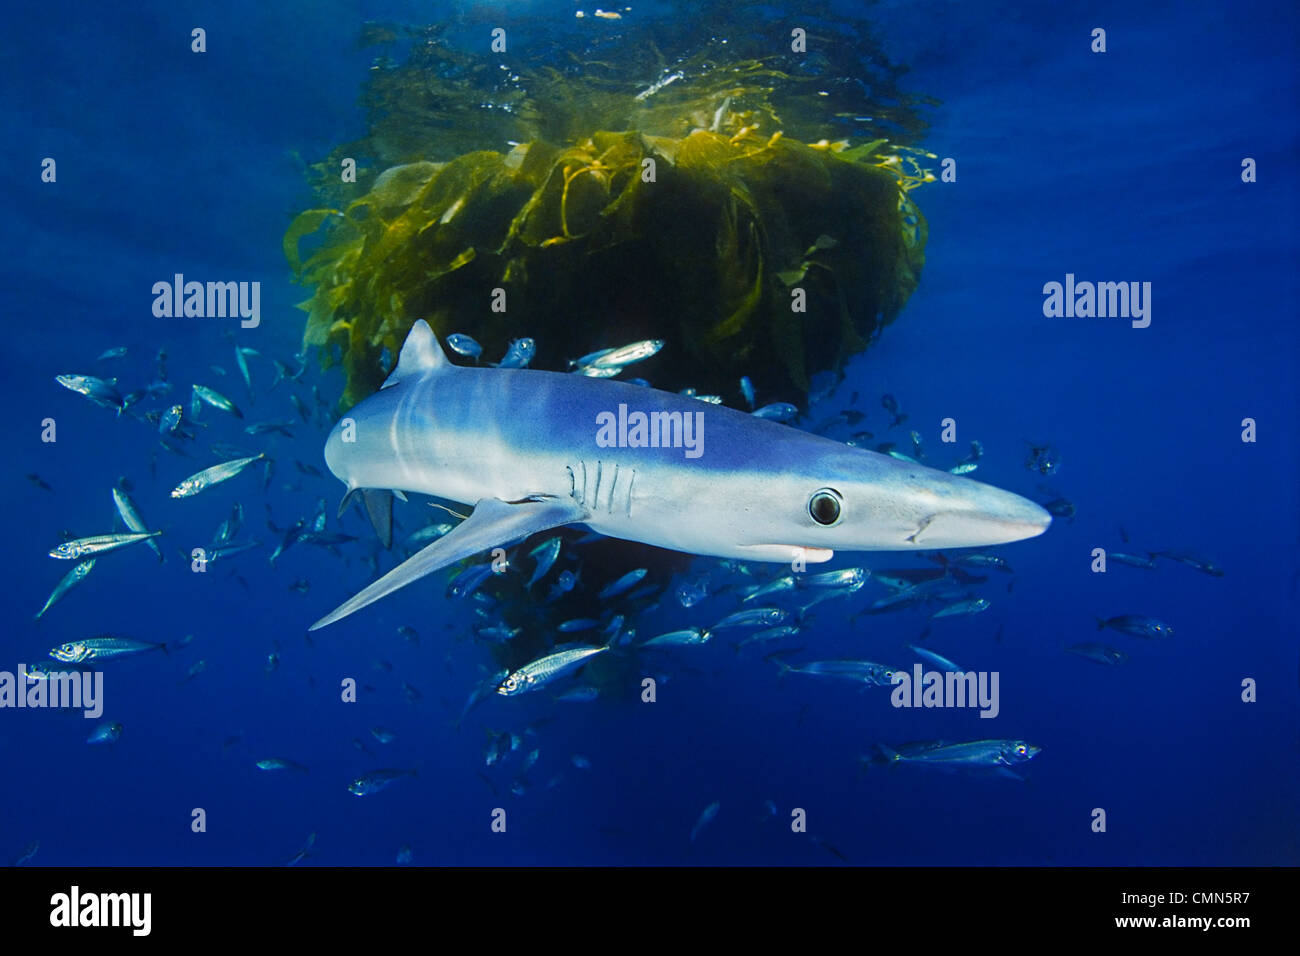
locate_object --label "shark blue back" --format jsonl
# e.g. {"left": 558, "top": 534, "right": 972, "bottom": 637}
{"left": 313, "top": 320, "right": 1050, "bottom": 628}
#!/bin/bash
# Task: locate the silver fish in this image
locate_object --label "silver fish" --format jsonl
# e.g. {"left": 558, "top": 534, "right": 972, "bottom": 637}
{"left": 496, "top": 338, "right": 535, "bottom": 369}
{"left": 1109, "top": 552, "right": 1157, "bottom": 569}
{"left": 908, "top": 644, "right": 962, "bottom": 672}
{"left": 875, "top": 739, "right": 1040, "bottom": 774}
{"left": 257, "top": 758, "right": 309, "bottom": 773}
{"left": 675, "top": 576, "right": 710, "bottom": 608}
{"left": 932, "top": 598, "right": 991, "bottom": 618}
{"left": 244, "top": 420, "right": 294, "bottom": 436}
{"left": 751, "top": 402, "right": 797, "bottom": 422}
{"left": 690, "top": 800, "right": 720, "bottom": 843}
{"left": 9, "top": 841, "right": 39, "bottom": 866}
{"left": 557, "top": 618, "right": 601, "bottom": 633}
{"left": 1153, "top": 550, "right": 1222, "bottom": 576}
{"left": 741, "top": 575, "right": 796, "bottom": 603}
{"left": 459, "top": 669, "right": 508, "bottom": 724}
{"left": 87, "top": 722, "right": 123, "bottom": 745}
{"left": 208, "top": 540, "right": 261, "bottom": 563}
{"left": 192, "top": 384, "right": 244, "bottom": 419}
{"left": 598, "top": 568, "right": 647, "bottom": 599}
{"left": 270, "top": 358, "right": 304, "bottom": 389}
{"left": 212, "top": 502, "right": 244, "bottom": 546}
{"left": 886, "top": 450, "right": 922, "bottom": 464}
{"left": 282, "top": 832, "right": 316, "bottom": 867}
{"left": 641, "top": 627, "right": 710, "bottom": 648}
{"left": 571, "top": 350, "right": 620, "bottom": 377}
{"left": 35, "top": 559, "right": 95, "bottom": 619}
{"left": 446, "top": 562, "right": 495, "bottom": 599}
{"left": 554, "top": 685, "right": 599, "bottom": 703}
{"left": 587, "top": 339, "right": 663, "bottom": 371}
{"left": 946, "top": 553, "right": 1012, "bottom": 572}
{"left": 348, "top": 768, "right": 417, "bottom": 796}
{"left": 56, "top": 373, "right": 123, "bottom": 414}
{"left": 406, "top": 522, "right": 454, "bottom": 547}
{"left": 711, "top": 607, "right": 788, "bottom": 630}
{"left": 734, "top": 625, "right": 800, "bottom": 649}
{"left": 776, "top": 658, "right": 901, "bottom": 686}
{"left": 159, "top": 404, "right": 185, "bottom": 436}
{"left": 498, "top": 645, "right": 608, "bottom": 696}
{"left": 475, "top": 623, "right": 521, "bottom": 643}
{"left": 1097, "top": 615, "right": 1173, "bottom": 639}
{"left": 171, "top": 454, "right": 265, "bottom": 498}
{"left": 50, "top": 531, "right": 160, "bottom": 560}
{"left": 23, "top": 662, "right": 93, "bottom": 681}
{"left": 211, "top": 441, "right": 252, "bottom": 459}
{"left": 51, "top": 636, "right": 168, "bottom": 663}
{"left": 1065, "top": 642, "right": 1129, "bottom": 665}
{"left": 235, "top": 345, "right": 258, "bottom": 395}
{"left": 526, "top": 536, "right": 562, "bottom": 587}
{"left": 799, "top": 567, "right": 868, "bottom": 589}
{"left": 112, "top": 488, "right": 164, "bottom": 562}
{"left": 447, "top": 334, "right": 483, "bottom": 361}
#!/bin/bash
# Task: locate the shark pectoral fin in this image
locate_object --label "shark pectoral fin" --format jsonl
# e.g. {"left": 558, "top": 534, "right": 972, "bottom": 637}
{"left": 362, "top": 489, "right": 394, "bottom": 550}
{"left": 310, "top": 496, "right": 589, "bottom": 631}
{"left": 337, "top": 487, "right": 361, "bottom": 520}
{"left": 337, "top": 488, "right": 405, "bottom": 549}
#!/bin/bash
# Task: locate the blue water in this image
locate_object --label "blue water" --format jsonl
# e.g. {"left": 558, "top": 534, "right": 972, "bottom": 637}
{"left": 2, "top": 0, "right": 1296, "bottom": 865}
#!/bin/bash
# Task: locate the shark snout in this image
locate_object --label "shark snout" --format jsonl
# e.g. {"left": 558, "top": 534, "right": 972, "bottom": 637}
{"left": 323, "top": 421, "right": 346, "bottom": 481}
{"left": 914, "top": 487, "right": 1051, "bottom": 548}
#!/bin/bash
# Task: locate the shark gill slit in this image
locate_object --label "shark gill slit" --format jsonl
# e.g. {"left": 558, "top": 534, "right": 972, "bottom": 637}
{"left": 568, "top": 459, "right": 632, "bottom": 515}
{"left": 607, "top": 463, "right": 620, "bottom": 514}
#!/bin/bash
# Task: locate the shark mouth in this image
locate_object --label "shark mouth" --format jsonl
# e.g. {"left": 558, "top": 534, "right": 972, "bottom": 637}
{"left": 734, "top": 544, "right": 835, "bottom": 563}
{"left": 907, "top": 507, "right": 1051, "bottom": 547}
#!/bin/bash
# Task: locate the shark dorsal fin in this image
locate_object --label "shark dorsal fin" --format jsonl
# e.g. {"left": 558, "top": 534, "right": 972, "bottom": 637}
{"left": 382, "top": 320, "right": 447, "bottom": 388}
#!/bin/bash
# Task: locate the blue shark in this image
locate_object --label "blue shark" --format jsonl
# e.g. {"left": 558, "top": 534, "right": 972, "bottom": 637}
{"left": 310, "top": 321, "right": 1050, "bottom": 629}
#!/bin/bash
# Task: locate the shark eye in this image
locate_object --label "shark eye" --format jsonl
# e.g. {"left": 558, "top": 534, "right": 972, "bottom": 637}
{"left": 808, "top": 488, "right": 843, "bottom": 526}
